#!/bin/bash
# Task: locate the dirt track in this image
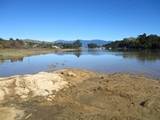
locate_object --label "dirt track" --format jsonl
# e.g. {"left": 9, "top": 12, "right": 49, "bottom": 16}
{"left": 0, "top": 69, "right": 160, "bottom": 120}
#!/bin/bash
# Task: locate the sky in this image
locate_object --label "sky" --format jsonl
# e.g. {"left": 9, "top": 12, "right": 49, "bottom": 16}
{"left": 0, "top": 0, "right": 160, "bottom": 41}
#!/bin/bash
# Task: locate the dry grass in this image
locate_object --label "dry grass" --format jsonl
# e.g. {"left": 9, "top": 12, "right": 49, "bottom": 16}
{"left": 0, "top": 48, "right": 76, "bottom": 61}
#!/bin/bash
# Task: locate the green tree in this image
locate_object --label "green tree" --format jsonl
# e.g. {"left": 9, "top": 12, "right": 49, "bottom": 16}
{"left": 104, "top": 33, "right": 160, "bottom": 50}
{"left": 88, "top": 43, "right": 98, "bottom": 48}
{"left": 73, "top": 40, "right": 82, "bottom": 48}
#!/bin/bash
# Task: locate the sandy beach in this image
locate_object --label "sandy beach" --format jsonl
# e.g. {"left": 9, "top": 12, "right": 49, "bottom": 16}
{"left": 0, "top": 69, "right": 159, "bottom": 120}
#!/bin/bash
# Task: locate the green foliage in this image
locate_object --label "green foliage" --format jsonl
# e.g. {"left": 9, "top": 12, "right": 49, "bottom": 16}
{"left": 73, "top": 40, "right": 82, "bottom": 48}
{"left": 0, "top": 38, "right": 54, "bottom": 49}
{"left": 55, "top": 40, "right": 82, "bottom": 49}
{"left": 105, "top": 33, "right": 160, "bottom": 50}
{"left": 88, "top": 43, "right": 98, "bottom": 48}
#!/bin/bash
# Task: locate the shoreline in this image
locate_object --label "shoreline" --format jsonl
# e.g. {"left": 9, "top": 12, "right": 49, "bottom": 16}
{"left": 0, "top": 69, "right": 160, "bottom": 120}
{"left": 0, "top": 48, "right": 78, "bottom": 61}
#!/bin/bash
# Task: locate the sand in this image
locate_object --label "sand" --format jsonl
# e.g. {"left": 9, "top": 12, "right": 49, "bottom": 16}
{"left": 0, "top": 69, "right": 160, "bottom": 120}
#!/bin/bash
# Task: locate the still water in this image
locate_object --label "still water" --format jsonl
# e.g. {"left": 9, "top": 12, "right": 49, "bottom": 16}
{"left": 0, "top": 50, "right": 160, "bottom": 78}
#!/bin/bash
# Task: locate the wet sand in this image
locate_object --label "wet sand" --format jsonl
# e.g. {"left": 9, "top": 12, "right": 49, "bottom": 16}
{"left": 0, "top": 69, "right": 160, "bottom": 120}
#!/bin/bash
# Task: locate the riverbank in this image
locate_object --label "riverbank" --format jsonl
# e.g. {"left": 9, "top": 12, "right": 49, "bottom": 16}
{"left": 0, "top": 48, "right": 78, "bottom": 61}
{"left": 0, "top": 69, "right": 159, "bottom": 120}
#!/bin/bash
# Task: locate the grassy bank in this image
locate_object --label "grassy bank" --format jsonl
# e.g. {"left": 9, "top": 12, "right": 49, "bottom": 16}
{"left": 0, "top": 48, "right": 77, "bottom": 61}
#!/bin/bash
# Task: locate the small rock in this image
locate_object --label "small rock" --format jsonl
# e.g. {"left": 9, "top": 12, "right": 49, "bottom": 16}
{"left": 97, "top": 86, "right": 102, "bottom": 90}
{"left": 60, "top": 72, "right": 64, "bottom": 74}
{"left": 67, "top": 72, "right": 76, "bottom": 77}
{"left": 140, "top": 99, "right": 149, "bottom": 107}
{"left": 100, "top": 76, "right": 104, "bottom": 79}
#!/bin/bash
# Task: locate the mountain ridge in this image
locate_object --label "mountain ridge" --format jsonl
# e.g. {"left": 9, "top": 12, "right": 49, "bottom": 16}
{"left": 54, "top": 39, "right": 111, "bottom": 47}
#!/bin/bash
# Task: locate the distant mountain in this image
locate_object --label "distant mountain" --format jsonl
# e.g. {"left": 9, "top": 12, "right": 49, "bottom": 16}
{"left": 80, "top": 40, "right": 111, "bottom": 47}
{"left": 23, "top": 39, "right": 53, "bottom": 44}
{"left": 54, "top": 40, "right": 74, "bottom": 44}
{"left": 54, "top": 40, "right": 111, "bottom": 47}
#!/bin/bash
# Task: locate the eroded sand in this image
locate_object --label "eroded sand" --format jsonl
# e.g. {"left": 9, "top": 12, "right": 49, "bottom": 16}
{"left": 0, "top": 69, "right": 160, "bottom": 120}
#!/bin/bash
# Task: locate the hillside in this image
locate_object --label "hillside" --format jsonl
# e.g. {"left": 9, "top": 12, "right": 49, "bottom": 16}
{"left": 105, "top": 34, "right": 160, "bottom": 50}
{"left": 54, "top": 40, "right": 111, "bottom": 47}
{"left": 0, "top": 38, "right": 54, "bottom": 49}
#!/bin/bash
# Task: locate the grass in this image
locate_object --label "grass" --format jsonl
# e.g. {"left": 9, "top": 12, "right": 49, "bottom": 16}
{"left": 0, "top": 48, "right": 75, "bottom": 61}
{"left": 0, "top": 48, "right": 80, "bottom": 63}
{"left": 0, "top": 48, "right": 56, "bottom": 60}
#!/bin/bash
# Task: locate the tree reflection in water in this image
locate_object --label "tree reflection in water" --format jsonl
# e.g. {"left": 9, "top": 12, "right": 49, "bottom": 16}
{"left": 121, "top": 50, "right": 160, "bottom": 62}
{"left": 10, "top": 57, "right": 24, "bottom": 62}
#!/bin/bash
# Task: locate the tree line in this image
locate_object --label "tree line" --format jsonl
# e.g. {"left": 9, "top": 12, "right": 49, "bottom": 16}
{"left": 0, "top": 38, "right": 82, "bottom": 49}
{"left": 0, "top": 38, "right": 24, "bottom": 48}
{"left": 87, "top": 43, "right": 98, "bottom": 48}
{"left": 0, "top": 38, "right": 55, "bottom": 49}
{"left": 54, "top": 40, "right": 82, "bottom": 49}
{"left": 1, "top": 34, "right": 160, "bottom": 50}
{"left": 104, "top": 33, "right": 160, "bottom": 50}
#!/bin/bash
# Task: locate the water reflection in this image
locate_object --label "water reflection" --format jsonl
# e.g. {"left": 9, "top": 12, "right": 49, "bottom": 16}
{"left": 0, "top": 57, "right": 24, "bottom": 63}
{"left": 0, "top": 50, "right": 160, "bottom": 78}
{"left": 112, "top": 50, "right": 160, "bottom": 62}
{"left": 10, "top": 57, "right": 24, "bottom": 62}
{"left": 55, "top": 49, "right": 108, "bottom": 57}
{"left": 1, "top": 50, "right": 160, "bottom": 63}
{"left": 74, "top": 51, "right": 81, "bottom": 57}
{"left": 55, "top": 50, "right": 160, "bottom": 62}
{"left": 0, "top": 59, "right": 5, "bottom": 63}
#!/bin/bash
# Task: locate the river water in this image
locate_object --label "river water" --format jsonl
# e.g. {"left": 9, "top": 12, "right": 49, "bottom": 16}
{"left": 0, "top": 50, "right": 160, "bottom": 78}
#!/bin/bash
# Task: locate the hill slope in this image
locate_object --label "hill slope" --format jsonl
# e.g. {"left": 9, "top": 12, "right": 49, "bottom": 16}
{"left": 54, "top": 40, "right": 111, "bottom": 47}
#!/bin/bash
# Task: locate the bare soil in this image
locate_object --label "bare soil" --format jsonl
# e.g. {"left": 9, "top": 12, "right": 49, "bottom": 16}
{"left": 0, "top": 69, "right": 160, "bottom": 120}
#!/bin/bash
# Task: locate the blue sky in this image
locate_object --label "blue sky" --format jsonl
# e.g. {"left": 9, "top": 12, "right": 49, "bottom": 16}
{"left": 0, "top": 0, "right": 160, "bottom": 41}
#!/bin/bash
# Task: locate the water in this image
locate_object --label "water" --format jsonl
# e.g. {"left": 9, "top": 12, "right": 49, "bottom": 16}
{"left": 0, "top": 50, "right": 160, "bottom": 78}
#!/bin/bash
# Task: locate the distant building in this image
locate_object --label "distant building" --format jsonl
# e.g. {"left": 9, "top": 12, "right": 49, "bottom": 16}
{"left": 52, "top": 45, "right": 60, "bottom": 49}
{"left": 109, "top": 47, "right": 112, "bottom": 50}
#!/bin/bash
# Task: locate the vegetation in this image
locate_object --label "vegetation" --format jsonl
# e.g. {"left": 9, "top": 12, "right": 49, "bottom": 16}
{"left": 0, "top": 48, "right": 78, "bottom": 61}
{"left": 0, "top": 48, "right": 56, "bottom": 61}
{"left": 0, "top": 38, "right": 82, "bottom": 61}
{"left": 104, "top": 33, "right": 160, "bottom": 50}
{"left": 0, "top": 38, "right": 55, "bottom": 49}
{"left": 55, "top": 40, "right": 82, "bottom": 49}
{"left": 87, "top": 43, "right": 98, "bottom": 48}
